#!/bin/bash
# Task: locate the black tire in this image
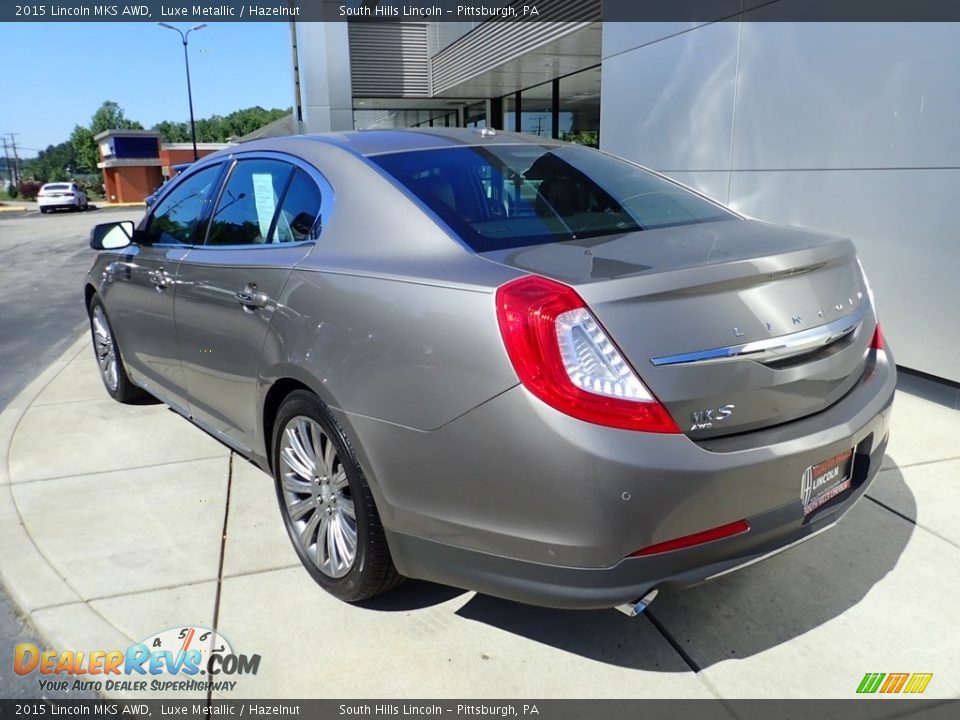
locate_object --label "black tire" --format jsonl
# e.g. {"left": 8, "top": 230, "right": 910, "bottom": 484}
{"left": 88, "top": 294, "right": 148, "bottom": 403}
{"left": 272, "top": 390, "right": 402, "bottom": 602}
{"left": 39, "top": 208, "right": 49, "bottom": 214}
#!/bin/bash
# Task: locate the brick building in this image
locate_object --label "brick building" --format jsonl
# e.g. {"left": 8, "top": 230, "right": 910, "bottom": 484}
{"left": 95, "top": 129, "right": 227, "bottom": 203}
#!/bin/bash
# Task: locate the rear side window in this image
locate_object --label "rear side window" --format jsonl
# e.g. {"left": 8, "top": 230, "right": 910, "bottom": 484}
{"left": 205, "top": 159, "right": 293, "bottom": 246}
{"left": 372, "top": 145, "right": 733, "bottom": 252}
{"left": 271, "top": 169, "right": 323, "bottom": 243}
{"left": 146, "top": 165, "right": 222, "bottom": 245}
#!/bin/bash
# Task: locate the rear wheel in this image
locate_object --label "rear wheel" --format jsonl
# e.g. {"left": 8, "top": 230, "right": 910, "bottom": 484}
{"left": 88, "top": 295, "right": 147, "bottom": 403}
{"left": 272, "top": 390, "right": 401, "bottom": 602}
{"left": 39, "top": 208, "right": 49, "bottom": 214}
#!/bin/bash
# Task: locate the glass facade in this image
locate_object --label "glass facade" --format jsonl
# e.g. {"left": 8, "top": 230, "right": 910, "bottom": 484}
{"left": 351, "top": 65, "right": 600, "bottom": 142}
{"left": 464, "top": 102, "right": 487, "bottom": 128}
{"left": 559, "top": 66, "right": 601, "bottom": 147}
{"left": 497, "top": 65, "right": 601, "bottom": 145}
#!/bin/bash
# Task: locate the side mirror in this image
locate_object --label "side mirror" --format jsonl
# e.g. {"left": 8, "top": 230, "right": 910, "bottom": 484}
{"left": 90, "top": 221, "right": 135, "bottom": 250}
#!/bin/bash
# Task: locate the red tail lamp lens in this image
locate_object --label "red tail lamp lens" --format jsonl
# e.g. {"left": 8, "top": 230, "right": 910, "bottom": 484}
{"left": 629, "top": 519, "right": 750, "bottom": 558}
{"left": 495, "top": 275, "right": 680, "bottom": 433}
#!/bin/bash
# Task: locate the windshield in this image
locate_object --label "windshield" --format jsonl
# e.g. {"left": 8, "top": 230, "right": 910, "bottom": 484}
{"left": 372, "top": 144, "right": 734, "bottom": 252}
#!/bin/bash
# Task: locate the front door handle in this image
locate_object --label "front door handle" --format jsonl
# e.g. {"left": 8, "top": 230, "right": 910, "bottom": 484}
{"left": 149, "top": 269, "right": 170, "bottom": 291}
{"left": 236, "top": 285, "right": 270, "bottom": 309}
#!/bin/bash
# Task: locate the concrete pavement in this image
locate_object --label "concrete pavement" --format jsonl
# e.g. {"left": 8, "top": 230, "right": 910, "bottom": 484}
{"left": 0, "top": 336, "right": 958, "bottom": 699}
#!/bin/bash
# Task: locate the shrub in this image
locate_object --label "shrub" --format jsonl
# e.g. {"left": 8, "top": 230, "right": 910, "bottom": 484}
{"left": 17, "top": 181, "right": 42, "bottom": 200}
{"left": 6, "top": 185, "right": 18, "bottom": 199}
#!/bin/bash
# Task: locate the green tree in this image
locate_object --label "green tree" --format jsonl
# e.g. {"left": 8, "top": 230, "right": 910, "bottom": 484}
{"left": 90, "top": 100, "right": 144, "bottom": 135}
{"left": 69, "top": 126, "right": 98, "bottom": 172}
{"left": 152, "top": 106, "right": 290, "bottom": 143}
{"left": 68, "top": 101, "right": 144, "bottom": 175}
{"left": 21, "top": 141, "right": 80, "bottom": 183}
{"left": 153, "top": 120, "right": 190, "bottom": 143}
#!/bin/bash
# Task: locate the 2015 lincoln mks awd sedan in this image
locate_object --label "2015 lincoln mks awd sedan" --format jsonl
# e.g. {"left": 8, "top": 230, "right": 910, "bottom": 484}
{"left": 84, "top": 129, "right": 894, "bottom": 614}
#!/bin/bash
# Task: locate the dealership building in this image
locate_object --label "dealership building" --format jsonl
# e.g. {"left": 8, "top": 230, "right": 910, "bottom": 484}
{"left": 291, "top": 9, "right": 959, "bottom": 385}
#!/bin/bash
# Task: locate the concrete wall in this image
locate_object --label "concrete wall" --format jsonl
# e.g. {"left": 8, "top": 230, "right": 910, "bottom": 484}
{"left": 294, "top": 21, "right": 354, "bottom": 133}
{"left": 600, "top": 22, "right": 960, "bottom": 383}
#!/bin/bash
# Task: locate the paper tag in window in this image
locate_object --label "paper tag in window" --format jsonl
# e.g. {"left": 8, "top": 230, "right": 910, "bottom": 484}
{"left": 251, "top": 173, "right": 277, "bottom": 238}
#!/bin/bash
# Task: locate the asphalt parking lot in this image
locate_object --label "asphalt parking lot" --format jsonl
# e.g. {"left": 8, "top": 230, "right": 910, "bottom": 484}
{"left": 1, "top": 209, "right": 958, "bottom": 701}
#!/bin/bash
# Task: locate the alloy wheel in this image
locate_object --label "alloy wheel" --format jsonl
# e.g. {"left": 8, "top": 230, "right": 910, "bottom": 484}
{"left": 91, "top": 305, "right": 119, "bottom": 392}
{"left": 279, "top": 416, "right": 358, "bottom": 579}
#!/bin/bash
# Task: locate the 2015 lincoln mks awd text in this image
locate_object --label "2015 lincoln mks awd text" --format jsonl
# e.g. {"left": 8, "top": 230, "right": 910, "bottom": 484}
{"left": 84, "top": 129, "right": 894, "bottom": 615}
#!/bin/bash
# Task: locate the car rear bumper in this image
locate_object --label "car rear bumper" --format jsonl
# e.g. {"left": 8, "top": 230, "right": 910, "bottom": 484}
{"left": 38, "top": 196, "right": 80, "bottom": 208}
{"left": 386, "top": 428, "right": 886, "bottom": 609}
{"left": 350, "top": 349, "right": 895, "bottom": 610}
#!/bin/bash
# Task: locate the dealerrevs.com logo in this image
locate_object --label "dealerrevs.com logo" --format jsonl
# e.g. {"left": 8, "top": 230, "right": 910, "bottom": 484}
{"left": 13, "top": 626, "right": 260, "bottom": 693}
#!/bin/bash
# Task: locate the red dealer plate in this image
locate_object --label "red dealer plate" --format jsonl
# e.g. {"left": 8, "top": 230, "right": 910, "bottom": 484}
{"left": 801, "top": 449, "right": 854, "bottom": 516}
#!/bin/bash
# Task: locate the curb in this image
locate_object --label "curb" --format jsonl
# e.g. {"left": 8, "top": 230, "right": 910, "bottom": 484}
{"left": 0, "top": 333, "right": 90, "bottom": 618}
{"left": 0, "top": 205, "right": 29, "bottom": 213}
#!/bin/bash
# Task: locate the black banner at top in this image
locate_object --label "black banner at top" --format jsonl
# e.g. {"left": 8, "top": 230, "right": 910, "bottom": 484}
{"left": 3, "top": 0, "right": 960, "bottom": 23}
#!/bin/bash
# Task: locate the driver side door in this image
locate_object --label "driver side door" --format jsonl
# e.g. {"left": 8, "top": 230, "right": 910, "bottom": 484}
{"left": 103, "top": 163, "right": 224, "bottom": 412}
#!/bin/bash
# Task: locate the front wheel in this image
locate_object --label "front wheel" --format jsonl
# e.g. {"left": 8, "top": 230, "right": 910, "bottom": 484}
{"left": 88, "top": 295, "right": 147, "bottom": 403}
{"left": 272, "top": 390, "right": 402, "bottom": 602}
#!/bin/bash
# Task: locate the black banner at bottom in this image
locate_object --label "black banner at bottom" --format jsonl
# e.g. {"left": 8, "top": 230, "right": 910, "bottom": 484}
{"left": 1, "top": 699, "right": 958, "bottom": 720}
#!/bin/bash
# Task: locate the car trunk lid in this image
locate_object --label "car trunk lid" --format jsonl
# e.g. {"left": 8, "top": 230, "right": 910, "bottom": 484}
{"left": 480, "top": 219, "right": 875, "bottom": 439}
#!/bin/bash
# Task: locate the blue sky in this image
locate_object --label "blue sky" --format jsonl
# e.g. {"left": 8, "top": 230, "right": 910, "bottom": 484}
{"left": 0, "top": 22, "right": 293, "bottom": 158}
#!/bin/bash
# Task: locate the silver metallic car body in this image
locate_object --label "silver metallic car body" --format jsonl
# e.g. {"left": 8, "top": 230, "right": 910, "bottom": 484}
{"left": 85, "top": 129, "right": 895, "bottom": 609}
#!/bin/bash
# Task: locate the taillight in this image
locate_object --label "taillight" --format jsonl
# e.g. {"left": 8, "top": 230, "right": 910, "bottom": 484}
{"left": 870, "top": 323, "right": 885, "bottom": 351}
{"left": 495, "top": 275, "right": 680, "bottom": 433}
{"left": 628, "top": 519, "right": 750, "bottom": 558}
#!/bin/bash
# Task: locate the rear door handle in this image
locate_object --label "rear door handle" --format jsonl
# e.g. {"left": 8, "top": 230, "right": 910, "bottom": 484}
{"left": 236, "top": 286, "right": 270, "bottom": 309}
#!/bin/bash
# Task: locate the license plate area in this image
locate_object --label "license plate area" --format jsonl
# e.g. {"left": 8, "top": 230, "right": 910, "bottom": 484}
{"left": 802, "top": 449, "right": 854, "bottom": 516}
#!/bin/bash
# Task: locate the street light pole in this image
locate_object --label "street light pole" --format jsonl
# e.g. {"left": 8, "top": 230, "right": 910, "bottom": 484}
{"left": 158, "top": 22, "right": 207, "bottom": 161}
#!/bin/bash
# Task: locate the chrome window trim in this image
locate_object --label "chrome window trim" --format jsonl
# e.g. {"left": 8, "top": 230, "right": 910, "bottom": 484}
{"left": 650, "top": 303, "right": 868, "bottom": 367}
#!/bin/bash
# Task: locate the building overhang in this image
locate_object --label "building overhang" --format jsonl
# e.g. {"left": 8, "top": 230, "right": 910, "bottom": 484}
{"left": 97, "top": 159, "right": 163, "bottom": 169}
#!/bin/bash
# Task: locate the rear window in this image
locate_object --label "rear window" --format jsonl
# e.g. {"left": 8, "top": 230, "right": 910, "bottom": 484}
{"left": 371, "top": 144, "right": 733, "bottom": 252}
{"left": 44, "top": 184, "right": 70, "bottom": 191}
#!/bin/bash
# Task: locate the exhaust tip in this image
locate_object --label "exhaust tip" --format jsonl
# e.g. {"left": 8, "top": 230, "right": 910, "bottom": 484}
{"left": 615, "top": 588, "right": 659, "bottom": 617}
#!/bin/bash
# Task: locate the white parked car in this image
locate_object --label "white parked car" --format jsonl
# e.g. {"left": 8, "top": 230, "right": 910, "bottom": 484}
{"left": 38, "top": 182, "right": 88, "bottom": 213}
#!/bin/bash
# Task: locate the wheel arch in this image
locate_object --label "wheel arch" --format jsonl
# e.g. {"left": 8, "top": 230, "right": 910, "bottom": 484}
{"left": 84, "top": 283, "right": 97, "bottom": 311}
{"left": 261, "top": 376, "right": 315, "bottom": 475}
{"left": 258, "top": 370, "right": 387, "bottom": 518}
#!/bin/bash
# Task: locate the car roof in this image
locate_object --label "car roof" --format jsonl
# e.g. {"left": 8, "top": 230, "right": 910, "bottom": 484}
{"left": 307, "top": 128, "right": 561, "bottom": 157}
{"left": 229, "top": 128, "right": 562, "bottom": 160}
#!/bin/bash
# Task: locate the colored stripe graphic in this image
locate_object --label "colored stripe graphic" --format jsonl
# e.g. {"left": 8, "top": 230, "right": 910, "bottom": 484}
{"left": 857, "top": 673, "right": 885, "bottom": 693}
{"left": 880, "top": 673, "right": 909, "bottom": 693}
{"left": 857, "top": 672, "right": 933, "bottom": 694}
{"left": 903, "top": 673, "right": 934, "bottom": 694}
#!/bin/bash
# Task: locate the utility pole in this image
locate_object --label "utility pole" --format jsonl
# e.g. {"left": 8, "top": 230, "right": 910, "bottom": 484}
{"left": 8, "top": 134, "right": 21, "bottom": 185}
{"left": 1, "top": 137, "right": 12, "bottom": 187}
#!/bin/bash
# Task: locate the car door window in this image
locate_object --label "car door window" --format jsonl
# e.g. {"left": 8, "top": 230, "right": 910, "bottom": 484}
{"left": 146, "top": 165, "right": 222, "bottom": 245}
{"left": 205, "top": 160, "right": 293, "bottom": 246}
{"left": 271, "top": 169, "right": 323, "bottom": 243}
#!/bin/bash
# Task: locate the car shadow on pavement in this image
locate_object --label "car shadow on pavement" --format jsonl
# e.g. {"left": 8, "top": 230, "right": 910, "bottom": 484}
{"left": 448, "top": 462, "right": 914, "bottom": 671}
{"left": 357, "top": 579, "right": 468, "bottom": 611}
